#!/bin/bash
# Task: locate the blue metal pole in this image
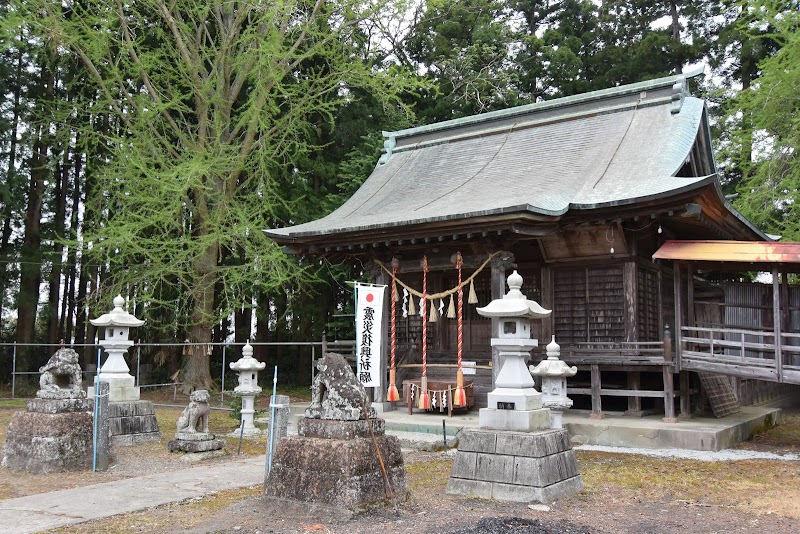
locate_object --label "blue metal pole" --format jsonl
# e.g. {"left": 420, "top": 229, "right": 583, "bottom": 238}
{"left": 11, "top": 341, "right": 16, "bottom": 399}
{"left": 221, "top": 344, "right": 227, "bottom": 404}
{"left": 92, "top": 346, "right": 101, "bottom": 472}
{"left": 267, "top": 366, "right": 278, "bottom": 475}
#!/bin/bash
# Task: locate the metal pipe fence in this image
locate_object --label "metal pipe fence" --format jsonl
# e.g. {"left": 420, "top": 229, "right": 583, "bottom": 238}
{"left": 0, "top": 339, "right": 356, "bottom": 400}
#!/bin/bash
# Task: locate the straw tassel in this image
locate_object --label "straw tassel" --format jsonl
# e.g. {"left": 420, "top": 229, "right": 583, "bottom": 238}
{"left": 408, "top": 294, "right": 416, "bottom": 316}
{"left": 447, "top": 294, "right": 456, "bottom": 319}
{"left": 468, "top": 279, "right": 478, "bottom": 304}
{"left": 428, "top": 299, "right": 438, "bottom": 322}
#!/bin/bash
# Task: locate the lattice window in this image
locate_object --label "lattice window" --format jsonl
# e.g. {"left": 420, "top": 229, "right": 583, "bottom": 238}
{"left": 637, "top": 268, "right": 660, "bottom": 341}
{"left": 554, "top": 267, "right": 625, "bottom": 343}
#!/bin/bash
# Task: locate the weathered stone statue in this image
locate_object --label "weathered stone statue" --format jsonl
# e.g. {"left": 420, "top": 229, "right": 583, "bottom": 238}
{"left": 167, "top": 390, "right": 225, "bottom": 455}
{"left": 176, "top": 390, "right": 211, "bottom": 434}
{"left": 38, "top": 348, "right": 84, "bottom": 399}
{"left": 2, "top": 348, "right": 93, "bottom": 473}
{"left": 305, "top": 351, "right": 376, "bottom": 421}
{"left": 265, "top": 352, "right": 407, "bottom": 512}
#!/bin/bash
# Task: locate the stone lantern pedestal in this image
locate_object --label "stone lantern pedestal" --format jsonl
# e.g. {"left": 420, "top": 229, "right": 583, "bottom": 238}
{"left": 229, "top": 342, "right": 266, "bottom": 435}
{"left": 447, "top": 272, "right": 583, "bottom": 504}
{"left": 530, "top": 337, "right": 578, "bottom": 429}
{"left": 88, "top": 296, "right": 161, "bottom": 445}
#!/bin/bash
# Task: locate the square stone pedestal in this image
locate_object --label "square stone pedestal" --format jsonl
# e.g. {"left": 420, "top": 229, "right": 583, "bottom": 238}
{"left": 479, "top": 388, "right": 551, "bottom": 432}
{"left": 447, "top": 428, "right": 583, "bottom": 504}
{"left": 107, "top": 400, "right": 162, "bottom": 445}
{"left": 88, "top": 375, "right": 140, "bottom": 403}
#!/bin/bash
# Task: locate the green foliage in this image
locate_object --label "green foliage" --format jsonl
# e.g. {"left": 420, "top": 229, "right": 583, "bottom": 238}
{"left": 732, "top": 3, "right": 800, "bottom": 240}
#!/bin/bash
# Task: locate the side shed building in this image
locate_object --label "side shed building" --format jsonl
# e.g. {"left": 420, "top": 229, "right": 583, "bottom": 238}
{"left": 268, "top": 71, "right": 780, "bottom": 418}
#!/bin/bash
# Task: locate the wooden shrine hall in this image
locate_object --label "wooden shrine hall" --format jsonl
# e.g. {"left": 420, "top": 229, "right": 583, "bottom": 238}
{"left": 267, "top": 70, "right": 797, "bottom": 419}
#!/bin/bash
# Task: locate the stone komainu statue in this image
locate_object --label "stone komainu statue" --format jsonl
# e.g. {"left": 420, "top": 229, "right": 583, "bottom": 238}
{"left": 37, "top": 348, "right": 85, "bottom": 399}
{"left": 176, "top": 390, "right": 211, "bottom": 434}
{"left": 305, "top": 352, "right": 375, "bottom": 421}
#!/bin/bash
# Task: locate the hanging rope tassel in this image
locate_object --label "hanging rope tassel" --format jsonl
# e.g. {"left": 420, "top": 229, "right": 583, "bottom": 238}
{"left": 468, "top": 278, "right": 478, "bottom": 304}
{"left": 453, "top": 251, "right": 467, "bottom": 407}
{"left": 387, "top": 261, "right": 400, "bottom": 402}
{"left": 428, "top": 298, "right": 438, "bottom": 323}
{"left": 447, "top": 294, "right": 456, "bottom": 319}
{"left": 407, "top": 293, "right": 416, "bottom": 316}
{"left": 418, "top": 256, "right": 431, "bottom": 410}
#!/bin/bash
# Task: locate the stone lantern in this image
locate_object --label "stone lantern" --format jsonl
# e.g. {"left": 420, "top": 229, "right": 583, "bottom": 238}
{"left": 530, "top": 336, "right": 577, "bottom": 429}
{"left": 447, "top": 271, "right": 584, "bottom": 503}
{"left": 90, "top": 295, "right": 144, "bottom": 402}
{"left": 475, "top": 270, "right": 552, "bottom": 431}
{"left": 229, "top": 341, "right": 266, "bottom": 435}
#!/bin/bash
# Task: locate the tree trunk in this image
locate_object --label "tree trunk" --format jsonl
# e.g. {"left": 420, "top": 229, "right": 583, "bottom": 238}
{"left": 63, "top": 151, "right": 82, "bottom": 341}
{"left": 15, "top": 125, "right": 46, "bottom": 345}
{"left": 0, "top": 46, "right": 23, "bottom": 328}
{"left": 47, "top": 150, "right": 68, "bottom": 345}
{"left": 180, "top": 238, "right": 217, "bottom": 393}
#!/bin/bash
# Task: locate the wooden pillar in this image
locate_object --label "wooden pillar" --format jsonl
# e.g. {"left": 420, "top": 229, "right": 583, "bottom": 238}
{"left": 626, "top": 371, "right": 642, "bottom": 416}
{"left": 679, "top": 370, "right": 691, "bottom": 418}
{"left": 623, "top": 261, "right": 638, "bottom": 342}
{"left": 662, "top": 327, "right": 677, "bottom": 422}
{"left": 673, "top": 262, "right": 683, "bottom": 371}
{"left": 686, "top": 263, "right": 695, "bottom": 328}
{"left": 772, "top": 266, "right": 783, "bottom": 383}
{"left": 662, "top": 364, "right": 677, "bottom": 422}
{"left": 490, "top": 252, "right": 515, "bottom": 387}
{"left": 540, "top": 266, "right": 553, "bottom": 342}
{"left": 589, "top": 364, "right": 604, "bottom": 419}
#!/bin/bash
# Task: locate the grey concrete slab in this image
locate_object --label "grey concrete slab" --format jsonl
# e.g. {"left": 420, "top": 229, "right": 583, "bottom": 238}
{"left": 364, "top": 404, "right": 783, "bottom": 452}
{"left": 0, "top": 456, "right": 264, "bottom": 534}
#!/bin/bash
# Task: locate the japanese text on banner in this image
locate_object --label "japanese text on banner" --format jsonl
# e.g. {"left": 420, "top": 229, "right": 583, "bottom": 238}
{"left": 355, "top": 283, "right": 385, "bottom": 387}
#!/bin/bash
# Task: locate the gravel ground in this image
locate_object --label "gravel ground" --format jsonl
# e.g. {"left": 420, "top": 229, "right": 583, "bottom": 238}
{"left": 574, "top": 444, "right": 800, "bottom": 461}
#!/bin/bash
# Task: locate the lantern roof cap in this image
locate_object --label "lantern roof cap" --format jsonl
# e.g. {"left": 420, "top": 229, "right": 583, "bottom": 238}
{"left": 90, "top": 295, "right": 145, "bottom": 328}
{"left": 230, "top": 342, "right": 266, "bottom": 372}
{"left": 476, "top": 271, "right": 551, "bottom": 319}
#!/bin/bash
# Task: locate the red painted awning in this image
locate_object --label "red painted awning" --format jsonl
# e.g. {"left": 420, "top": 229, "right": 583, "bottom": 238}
{"left": 653, "top": 240, "right": 800, "bottom": 264}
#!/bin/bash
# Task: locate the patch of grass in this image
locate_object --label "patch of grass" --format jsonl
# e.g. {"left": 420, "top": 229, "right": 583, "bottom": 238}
{"left": 741, "top": 409, "right": 800, "bottom": 451}
{"left": 0, "top": 399, "right": 27, "bottom": 410}
{"left": 405, "top": 458, "right": 453, "bottom": 493}
{"left": 576, "top": 450, "right": 800, "bottom": 518}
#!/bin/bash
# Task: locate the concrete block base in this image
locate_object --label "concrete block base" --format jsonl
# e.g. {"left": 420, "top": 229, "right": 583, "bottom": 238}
{"left": 447, "top": 428, "right": 583, "bottom": 504}
{"left": 107, "top": 400, "right": 162, "bottom": 446}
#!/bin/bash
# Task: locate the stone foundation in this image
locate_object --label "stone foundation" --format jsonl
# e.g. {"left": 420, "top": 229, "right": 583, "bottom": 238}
{"left": 446, "top": 428, "right": 583, "bottom": 504}
{"left": 265, "top": 419, "right": 407, "bottom": 510}
{"left": 2, "top": 409, "right": 93, "bottom": 473}
{"left": 168, "top": 433, "right": 226, "bottom": 453}
{"left": 108, "top": 400, "right": 162, "bottom": 445}
{"left": 298, "top": 417, "right": 384, "bottom": 440}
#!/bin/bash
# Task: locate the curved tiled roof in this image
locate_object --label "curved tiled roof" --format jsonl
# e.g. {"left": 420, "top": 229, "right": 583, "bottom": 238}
{"left": 267, "top": 72, "right": 757, "bottom": 242}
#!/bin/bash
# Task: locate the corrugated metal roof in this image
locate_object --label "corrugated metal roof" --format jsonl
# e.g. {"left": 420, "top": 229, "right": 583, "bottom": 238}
{"left": 653, "top": 240, "right": 800, "bottom": 264}
{"left": 267, "top": 72, "right": 744, "bottom": 242}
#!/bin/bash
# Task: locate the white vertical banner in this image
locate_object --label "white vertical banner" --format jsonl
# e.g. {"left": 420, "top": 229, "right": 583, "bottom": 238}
{"left": 355, "top": 283, "right": 386, "bottom": 387}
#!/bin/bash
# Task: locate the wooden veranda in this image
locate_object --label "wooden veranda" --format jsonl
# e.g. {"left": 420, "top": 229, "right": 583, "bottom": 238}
{"left": 654, "top": 240, "right": 800, "bottom": 386}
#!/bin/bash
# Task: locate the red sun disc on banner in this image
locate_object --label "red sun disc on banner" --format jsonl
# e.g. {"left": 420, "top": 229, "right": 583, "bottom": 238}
{"left": 366, "top": 293, "right": 374, "bottom": 303}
